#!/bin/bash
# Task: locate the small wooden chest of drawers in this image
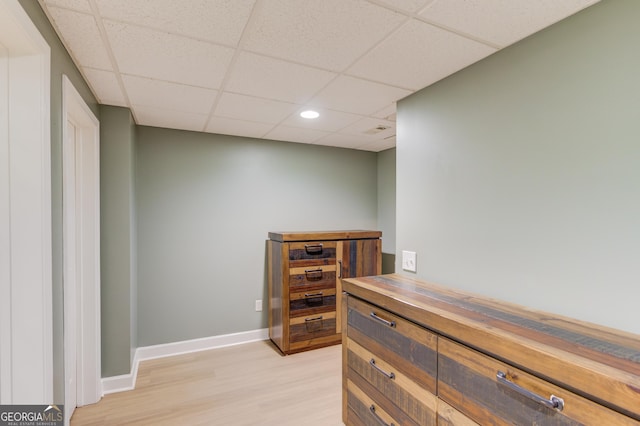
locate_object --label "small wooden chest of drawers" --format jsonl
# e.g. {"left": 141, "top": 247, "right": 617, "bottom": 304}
{"left": 343, "top": 274, "right": 640, "bottom": 425}
{"left": 268, "top": 230, "right": 381, "bottom": 355}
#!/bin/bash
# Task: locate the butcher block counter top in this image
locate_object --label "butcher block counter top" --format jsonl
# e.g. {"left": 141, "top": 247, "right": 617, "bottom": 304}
{"left": 342, "top": 273, "right": 640, "bottom": 421}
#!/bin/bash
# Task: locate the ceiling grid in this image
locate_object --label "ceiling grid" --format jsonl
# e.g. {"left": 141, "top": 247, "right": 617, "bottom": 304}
{"left": 39, "top": 0, "right": 599, "bottom": 151}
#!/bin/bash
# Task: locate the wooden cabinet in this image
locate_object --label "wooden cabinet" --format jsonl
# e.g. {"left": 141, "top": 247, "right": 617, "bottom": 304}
{"left": 268, "top": 230, "right": 381, "bottom": 355}
{"left": 343, "top": 274, "right": 640, "bottom": 425}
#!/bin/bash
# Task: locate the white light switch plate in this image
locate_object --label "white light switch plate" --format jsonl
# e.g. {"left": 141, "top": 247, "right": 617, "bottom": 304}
{"left": 402, "top": 250, "right": 417, "bottom": 272}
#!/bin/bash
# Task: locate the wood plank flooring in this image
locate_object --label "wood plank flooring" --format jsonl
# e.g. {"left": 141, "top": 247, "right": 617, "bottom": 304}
{"left": 71, "top": 340, "right": 343, "bottom": 425}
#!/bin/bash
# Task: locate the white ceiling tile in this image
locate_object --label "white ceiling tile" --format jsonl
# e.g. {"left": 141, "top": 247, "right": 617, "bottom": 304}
{"left": 357, "top": 137, "right": 397, "bottom": 152}
{"left": 243, "top": 0, "right": 406, "bottom": 71}
{"left": 42, "top": 0, "right": 91, "bottom": 12}
{"left": 264, "top": 125, "right": 330, "bottom": 144}
{"left": 225, "top": 52, "right": 337, "bottom": 104}
{"left": 314, "top": 133, "right": 374, "bottom": 150}
{"left": 215, "top": 93, "right": 298, "bottom": 124}
{"left": 373, "top": 0, "right": 433, "bottom": 14}
{"left": 349, "top": 19, "right": 496, "bottom": 91}
{"left": 123, "top": 75, "right": 216, "bottom": 115}
{"left": 316, "top": 133, "right": 396, "bottom": 151}
{"left": 45, "top": 7, "right": 112, "bottom": 70}
{"left": 82, "top": 68, "right": 127, "bottom": 106}
{"left": 205, "top": 116, "right": 274, "bottom": 139}
{"left": 372, "top": 103, "right": 397, "bottom": 121}
{"left": 41, "top": 0, "right": 598, "bottom": 151}
{"left": 104, "top": 21, "right": 234, "bottom": 89}
{"left": 95, "top": 0, "right": 256, "bottom": 46}
{"left": 339, "top": 117, "right": 396, "bottom": 140}
{"left": 134, "top": 106, "right": 208, "bottom": 132}
{"left": 419, "top": 0, "right": 599, "bottom": 47}
{"left": 309, "top": 76, "right": 411, "bottom": 116}
{"left": 281, "top": 108, "right": 362, "bottom": 133}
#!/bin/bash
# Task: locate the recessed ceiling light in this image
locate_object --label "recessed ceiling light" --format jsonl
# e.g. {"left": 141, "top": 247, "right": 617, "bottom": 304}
{"left": 300, "top": 110, "right": 319, "bottom": 119}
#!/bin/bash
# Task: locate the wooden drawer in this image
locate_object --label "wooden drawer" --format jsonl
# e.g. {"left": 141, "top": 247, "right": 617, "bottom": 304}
{"left": 436, "top": 400, "right": 479, "bottom": 426}
{"left": 346, "top": 378, "right": 424, "bottom": 426}
{"left": 346, "top": 337, "right": 437, "bottom": 425}
{"left": 289, "top": 290, "right": 336, "bottom": 317}
{"left": 438, "top": 338, "right": 640, "bottom": 425}
{"left": 289, "top": 264, "right": 336, "bottom": 292}
{"left": 289, "top": 311, "right": 337, "bottom": 344}
{"left": 288, "top": 241, "right": 336, "bottom": 268}
{"left": 346, "top": 296, "right": 438, "bottom": 394}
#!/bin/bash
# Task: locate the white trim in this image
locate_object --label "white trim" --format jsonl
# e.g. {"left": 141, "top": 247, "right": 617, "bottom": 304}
{"left": 0, "top": 36, "right": 11, "bottom": 406}
{"left": 0, "top": 0, "right": 52, "bottom": 404}
{"left": 62, "top": 75, "right": 101, "bottom": 413}
{"left": 101, "top": 329, "right": 269, "bottom": 395}
{"left": 62, "top": 119, "right": 79, "bottom": 425}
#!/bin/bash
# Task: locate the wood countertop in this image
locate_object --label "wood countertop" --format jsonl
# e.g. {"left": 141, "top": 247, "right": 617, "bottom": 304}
{"left": 268, "top": 230, "right": 381, "bottom": 242}
{"left": 343, "top": 273, "right": 640, "bottom": 420}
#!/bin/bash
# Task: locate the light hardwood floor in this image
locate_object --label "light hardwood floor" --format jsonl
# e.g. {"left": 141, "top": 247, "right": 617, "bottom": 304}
{"left": 71, "top": 341, "right": 343, "bottom": 425}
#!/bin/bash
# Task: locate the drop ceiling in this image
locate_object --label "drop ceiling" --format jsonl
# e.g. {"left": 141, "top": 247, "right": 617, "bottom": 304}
{"left": 39, "top": 0, "right": 599, "bottom": 152}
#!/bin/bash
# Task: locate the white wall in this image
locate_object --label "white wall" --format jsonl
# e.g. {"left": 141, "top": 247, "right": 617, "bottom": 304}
{"left": 396, "top": 0, "right": 640, "bottom": 334}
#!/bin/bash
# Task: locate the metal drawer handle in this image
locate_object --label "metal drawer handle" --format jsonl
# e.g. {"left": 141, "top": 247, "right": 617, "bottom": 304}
{"left": 338, "top": 260, "right": 343, "bottom": 278}
{"left": 304, "top": 292, "right": 324, "bottom": 298}
{"left": 497, "top": 371, "right": 564, "bottom": 411}
{"left": 304, "top": 268, "right": 323, "bottom": 280}
{"left": 369, "top": 405, "right": 394, "bottom": 426}
{"left": 304, "top": 316, "right": 323, "bottom": 322}
{"left": 369, "top": 359, "right": 395, "bottom": 380}
{"left": 304, "top": 244, "right": 323, "bottom": 253}
{"left": 370, "top": 312, "right": 396, "bottom": 328}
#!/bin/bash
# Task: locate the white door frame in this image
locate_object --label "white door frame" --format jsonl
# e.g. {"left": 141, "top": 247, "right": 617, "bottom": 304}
{"left": 0, "top": 0, "right": 52, "bottom": 404}
{"left": 63, "top": 119, "right": 79, "bottom": 423}
{"left": 62, "top": 75, "right": 102, "bottom": 417}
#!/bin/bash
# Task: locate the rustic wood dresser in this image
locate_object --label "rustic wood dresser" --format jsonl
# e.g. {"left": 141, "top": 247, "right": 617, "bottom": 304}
{"left": 342, "top": 273, "right": 640, "bottom": 425}
{"left": 267, "top": 230, "right": 381, "bottom": 355}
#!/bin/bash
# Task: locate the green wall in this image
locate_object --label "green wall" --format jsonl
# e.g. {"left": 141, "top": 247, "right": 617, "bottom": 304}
{"left": 135, "top": 127, "right": 378, "bottom": 346}
{"left": 18, "top": 0, "right": 99, "bottom": 402}
{"left": 397, "top": 0, "right": 640, "bottom": 334}
{"left": 377, "top": 148, "right": 396, "bottom": 273}
{"left": 377, "top": 148, "right": 396, "bottom": 255}
{"left": 15, "top": 0, "right": 391, "bottom": 374}
{"left": 100, "top": 106, "right": 137, "bottom": 376}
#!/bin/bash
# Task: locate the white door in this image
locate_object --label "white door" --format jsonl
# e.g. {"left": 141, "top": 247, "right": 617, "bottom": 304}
{"left": 63, "top": 120, "right": 79, "bottom": 424}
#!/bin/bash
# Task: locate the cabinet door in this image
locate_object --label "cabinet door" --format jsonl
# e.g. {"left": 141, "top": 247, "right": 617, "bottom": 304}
{"left": 337, "top": 238, "right": 381, "bottom": 332}
{"left": 338, "top": 238, "right": 381, "bottom": 279}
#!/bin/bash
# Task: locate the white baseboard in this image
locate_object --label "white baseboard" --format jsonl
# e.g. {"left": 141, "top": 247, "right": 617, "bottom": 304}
{"left": 101, "top": 328, "right": 269, "bottom": 395}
